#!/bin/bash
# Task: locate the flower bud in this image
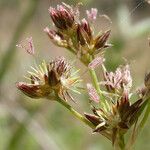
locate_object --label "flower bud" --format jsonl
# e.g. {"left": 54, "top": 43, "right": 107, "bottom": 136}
{"left": 77, "top": 25, "right": 87, "bottom": 46}
{"left": 16, "top": 82, "right": 52, "bottom": 98}
{"left": 94, "top": 30, "right": 111, "bottom": 51}
{"left": 57, "top": 5, "right": 74, "bottom": 28}
{"left": 84, "top": 113, "right": 100, "bottom": 126}
{"left": 49, "top": 5, "right": 74, "bottom": 30}
{"left": 81, "top": 18, "right": 92, "bottom": 39}
{"left": 44, "top": 27, "right": 68, "bottom": 47}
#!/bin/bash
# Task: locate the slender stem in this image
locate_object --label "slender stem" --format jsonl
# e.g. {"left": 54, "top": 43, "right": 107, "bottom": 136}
{"left": 114, "top": 133, "right": 125, "bottom": 150}
{"left": 87, "top": 55, "right": 108, "bottom": 109}
{"left": 89, "top": 68, "right": 108, "bottom": 109}
{"left": 139, "top": 100, "right": 150, "bottom": 130}
{"left": 56, "top": 97, "right": 95, "bottom": 129}
{"left": 89, "top": 69, "right": 101, "bottom": 94}
{"left": 119, "top": 134, "right": 125, "bottom": 150}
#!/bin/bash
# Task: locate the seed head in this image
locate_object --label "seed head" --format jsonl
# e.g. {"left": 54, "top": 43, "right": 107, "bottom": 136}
{"left": 16, "top": 57, "right": 81, "bottom": 101}
{"left": 84, "top": 89, "right": 145, "bottom": 144}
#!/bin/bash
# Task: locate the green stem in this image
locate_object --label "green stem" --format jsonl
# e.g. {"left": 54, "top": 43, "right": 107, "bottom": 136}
{"left": 88, "top": 55, "right": 108, "bottom": 109}
{"left": 56, "top": 98, "right": 95, "bottom": 129}
{"left": 114, "top": 133, "right": 125, "bottom": 150}
{"left": 89, "top": 68, "right": 108, "bottom": 109}
{"left": 89, "top": 69, "right": 101, "bottom": 95}
{"left": 139, "top": 100, "right": 150, "bottom": 130}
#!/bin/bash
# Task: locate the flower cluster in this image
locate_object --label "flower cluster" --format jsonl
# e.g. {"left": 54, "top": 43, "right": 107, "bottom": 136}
{"left": 17, "top": 57, "right": 80, "bottom": 101}
{"left": 45, "top": 3, "right": 111, "bottom": 65}
{"left": 102, "top": 65, "right": 132, "bottom": 94}
{"left": 16, "top": 2, "right": 150, "bottom": 149}
{"left": 85, "top": 64, "right": 149, "bottom": 144}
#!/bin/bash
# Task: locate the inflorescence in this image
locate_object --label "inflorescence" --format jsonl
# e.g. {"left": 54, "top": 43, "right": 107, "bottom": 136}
{"left": 16, "top": 2, "right": 150, "bottom": 149}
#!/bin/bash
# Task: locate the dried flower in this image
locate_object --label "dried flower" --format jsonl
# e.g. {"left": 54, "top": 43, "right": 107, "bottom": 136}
{"left": 102, "top": 65, "right": 132, "bottom": 93}
{"left": 16, "top": 37, "right": 35, "bottom": 55}
{"left": 16, "top": 57, "right": 81, "bottom": 101}
{"left": 88, "top": 56, "right": 105, "bottom": 69}
{"left": 87, "top": 83, "right": 99, "bottom": 103}
{"left": 86, "top": 8, "right": 98, "bottom": 22}
{"left": 44, "top": 27, "right": 68, "bottom": 47}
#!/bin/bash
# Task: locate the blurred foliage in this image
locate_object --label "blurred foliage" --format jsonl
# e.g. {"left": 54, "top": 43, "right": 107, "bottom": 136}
{"left": 0, "top": 0, "right": 150, "bottom": 150}
{"left": 0, "top": 0, "right": 39, "bottom": 83}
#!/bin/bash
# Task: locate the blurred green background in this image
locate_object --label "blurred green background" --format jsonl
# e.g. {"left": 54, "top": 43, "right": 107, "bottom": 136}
{"left": 0, "top": 0, "right": 150, "bottom": 150}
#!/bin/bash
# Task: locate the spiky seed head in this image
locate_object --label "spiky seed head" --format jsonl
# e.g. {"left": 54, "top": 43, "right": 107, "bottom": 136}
{"left": 16, "top": 57, "right": 81, "bottom": 101}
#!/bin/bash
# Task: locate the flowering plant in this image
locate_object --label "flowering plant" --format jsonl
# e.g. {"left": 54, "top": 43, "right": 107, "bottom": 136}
{"left": 16, "top": 3, "right": 150, "bottom": 150}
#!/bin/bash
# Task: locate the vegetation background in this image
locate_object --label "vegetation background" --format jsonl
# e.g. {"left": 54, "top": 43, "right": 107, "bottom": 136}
{"left": 0, "top": 0, "right": 150, "bottom": 149}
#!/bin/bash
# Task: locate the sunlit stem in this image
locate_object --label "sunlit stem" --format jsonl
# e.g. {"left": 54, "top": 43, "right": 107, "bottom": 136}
{"left": 56, "top": 96, "right": 95, "bottom": 129}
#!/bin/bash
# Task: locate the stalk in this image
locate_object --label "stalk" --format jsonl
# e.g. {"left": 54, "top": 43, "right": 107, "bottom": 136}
{"left": 56, "top": 97, "right": 95, "bottom": 129}
{"left": 88, "top": 56, "right": 108, "bottom": 110}
{"left": 114, "top": 133, "right": 125, "bottom": 150}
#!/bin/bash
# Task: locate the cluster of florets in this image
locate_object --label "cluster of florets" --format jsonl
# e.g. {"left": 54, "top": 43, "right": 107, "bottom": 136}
{"left": 16, "top": 2, "right": 150, "bottom": 147}
{"left": 44, "top": 3, "right": 111, "bottom": 65}
{"left": 85, "top": 64, "right": 150, "bottom": 144}
{"left": 17, "top": 57, "right": 81, "bottom": 101}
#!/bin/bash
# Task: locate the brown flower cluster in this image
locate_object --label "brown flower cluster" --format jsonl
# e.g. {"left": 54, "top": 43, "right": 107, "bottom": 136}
{"left": 17, "top": 57, "right": 80, "bottom": 101}
{"left": 45, "top": 3, "right": 111, "bottom": 65}
{"left": 85, "top": 64, "right": 149, "bottom": 144}
{"left": 16, "top": 2, "right": 150, "bottom": 148}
